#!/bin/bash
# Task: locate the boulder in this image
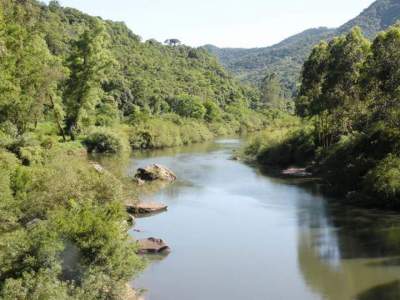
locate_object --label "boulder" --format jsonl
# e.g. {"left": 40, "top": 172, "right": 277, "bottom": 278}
{"left": 126, "top": 202, "right": 168, "bottom": 215}
{"left": 281, "top": 167, "right": 312, "bottom": 177}
{"left": 135, "top": 164, "right": 176, "bottom": 182}
{"left": 136, "top": 237, "right": 170, "bottom": 254}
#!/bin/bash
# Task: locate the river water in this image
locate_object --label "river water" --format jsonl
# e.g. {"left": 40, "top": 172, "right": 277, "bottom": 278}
{"left": 127, "top": 139, "right": 400, "bottom": 300}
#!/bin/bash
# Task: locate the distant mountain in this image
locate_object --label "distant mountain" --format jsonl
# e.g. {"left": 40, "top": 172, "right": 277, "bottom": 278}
{"left": 203, "top": 27, "right": 334, "bottom": 96}
{"left": 203, "top": 0, "right": 400, "bottom": 96}
{"left": 338, "top": 0, "right": 400, "bottom": 38}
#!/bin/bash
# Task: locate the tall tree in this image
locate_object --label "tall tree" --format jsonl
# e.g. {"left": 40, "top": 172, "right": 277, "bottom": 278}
{"left": 320, "top": 27, "right": 370, "bottom": 114}
{"left": 362, "top": 24, "right": 400, "bottom": 128}
{"left": 0, "top": 0, "right": 63, "bottom": 134}
{"left": 64, "top": 19, "right": 113, "bottom": 139}
{"left": 296, "top": 41, "right": 329, "bottom": 117}
{"left": 260, "top": 73, "right": 285, "bottom": 109}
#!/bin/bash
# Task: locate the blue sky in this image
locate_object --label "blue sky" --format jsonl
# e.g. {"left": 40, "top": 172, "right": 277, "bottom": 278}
{"left": 45, "top": 0, "right": 376, "bottom": 48}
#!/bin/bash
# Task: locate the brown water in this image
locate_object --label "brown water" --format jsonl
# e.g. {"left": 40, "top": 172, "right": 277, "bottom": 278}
{"left": 126, "top": 139, "right": 400, "bottom": 300}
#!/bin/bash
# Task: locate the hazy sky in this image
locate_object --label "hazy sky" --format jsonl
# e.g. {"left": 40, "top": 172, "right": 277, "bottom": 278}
{"left": 46, "top": 0, "right": 376, "bottom": 48}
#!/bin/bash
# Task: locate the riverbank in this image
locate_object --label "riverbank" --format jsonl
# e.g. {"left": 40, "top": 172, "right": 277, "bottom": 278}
{"left": 241, "top": 114, "right": 400, "bottom": 210}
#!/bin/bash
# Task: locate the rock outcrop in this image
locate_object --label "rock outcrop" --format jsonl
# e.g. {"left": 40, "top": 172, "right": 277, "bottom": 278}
{"left": 134, "top": 164, "right": 176, "bottom": 182}
{"left": 126, "top": 202, "right": 168, "bottom": 215}
{"left": 136, "top": 237, "right": 170, "bottom": 254}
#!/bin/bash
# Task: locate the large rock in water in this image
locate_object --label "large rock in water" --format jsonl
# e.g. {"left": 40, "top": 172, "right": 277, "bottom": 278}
{"left": 126, "top": 202, "right": 168, "bottom": 215}
{"left": 135, "top": 164, "right": 176, "bottom": 182}
{"left": 136, "top": 237, "right": 170, "bottom": 254}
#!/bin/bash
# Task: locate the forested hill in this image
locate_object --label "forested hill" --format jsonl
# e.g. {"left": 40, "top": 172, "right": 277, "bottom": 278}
{"left": 338, "top": 0, "right": 400, "bottom": 37}
{"left": 0, "top": 0, "right": 259, "bottom": 139}
{"left": 203, "top": 0, "right": 400, "bottom": 96}
{"left": 203, "top": 27, "right": 335, "bottom": 97}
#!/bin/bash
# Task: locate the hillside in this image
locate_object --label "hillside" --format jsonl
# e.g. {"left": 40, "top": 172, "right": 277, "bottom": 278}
{"left": 41, "top": 2, "right": 257, "bottom": 115}
{"left": 338, "top": 0, "right": 400, "bottom": 37}
{"left": 203, "top": 0, "right": 400, "bottom": 96}
{"left": 204, "top": 27, "right": 334, "bottom": 96}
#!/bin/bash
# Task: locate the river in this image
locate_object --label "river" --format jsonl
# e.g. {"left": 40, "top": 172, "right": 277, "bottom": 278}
{"left": 126, "top": 138, "right": 400, "bottom": 300}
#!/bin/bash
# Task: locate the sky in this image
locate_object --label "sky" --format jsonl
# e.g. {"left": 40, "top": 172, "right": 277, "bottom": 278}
{"left": 44, "top": 0, "right": 376, "bottom": 48}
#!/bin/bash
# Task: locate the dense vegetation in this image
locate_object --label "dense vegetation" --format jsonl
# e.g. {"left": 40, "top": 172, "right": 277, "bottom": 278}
{"left": 204, "top": 0, "right": 400, "bottom": 98}
{"left": 245, "top": 25, "right": 400, "bottom": 208}
{"left": 0, "top": 0, "right": 270, "bottom": 298}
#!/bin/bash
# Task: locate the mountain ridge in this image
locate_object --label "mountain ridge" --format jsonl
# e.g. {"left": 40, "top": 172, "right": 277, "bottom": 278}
{"left": 202, "top": 0, "right": 400, "bottom": 96}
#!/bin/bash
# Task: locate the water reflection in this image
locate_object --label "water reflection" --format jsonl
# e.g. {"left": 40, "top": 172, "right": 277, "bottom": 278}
{"left": 112, "top": 138, "right": 400, "bottom": 300}
{"left": 296, "top": 193, "right": 400, "bottom": 300}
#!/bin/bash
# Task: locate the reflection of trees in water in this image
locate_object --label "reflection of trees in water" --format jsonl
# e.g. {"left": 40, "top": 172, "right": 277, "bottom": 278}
{"left": 296, "top": 194, "right": 400, "bottom": 300}
{"left": 356, "top": 280, "right": 400, "bottom": 300}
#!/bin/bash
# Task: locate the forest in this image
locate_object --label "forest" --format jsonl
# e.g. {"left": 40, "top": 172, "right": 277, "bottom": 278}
{"left": 245, "top": 25, "right": 400, "bottom": 208}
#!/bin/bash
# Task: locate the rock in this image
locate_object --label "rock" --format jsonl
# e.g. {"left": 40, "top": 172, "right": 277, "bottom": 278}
{"left": 90, "top": 162, "right": 105, "bottom": 173}
{"left": 127, "top": 214, "right": 135, "bottom": 226}
{"left": 281, "top": 167, "right": 312, "bottom": 177}
{"left": 136, "top": 237, "right": 170, "bottom": 254}
{"left": 126, "top": 202, "right": 168, "bottom": 215}
{"left": 135, "top": 164, "right": 176, "bottom": 182}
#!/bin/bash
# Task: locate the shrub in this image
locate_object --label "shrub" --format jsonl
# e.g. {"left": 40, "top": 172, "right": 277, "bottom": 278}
{"left": 129, "top": 118, "right": 182, "bottom": 149}
{"left": 83, "top": 128, "right": 126, "bottom": 154}
{"left": 364, "top": 154, "right": 400, "bottom": 204}
{"left": 204, "top": 100, "right": 222, "bottom": 122}
{"left": 128, "top": 117, "right": 214, "bottom": 149}
{"left": 243, "top": 116, "right": 313, "bottom": 166}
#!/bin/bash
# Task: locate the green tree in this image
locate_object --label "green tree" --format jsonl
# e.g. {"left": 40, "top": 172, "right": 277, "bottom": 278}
{"left": 320, "top": 27, "right": 370, "bottom": 114}
{"left": 204, "top": 100, "right": 222, "bottom": 122}
{"left": 64, "top": 20, "right": 113, "bottom": 139}
{"left": 0, "top": 1, "right": 63, "bottom": 134}
{"left": 296, "top": 41, "right": 329, "bottom": 117}
{"left": 260, "top": 73, "right": 285, "bottom": 110}
{"left": 169, "top": 95, "right": 206, "bottom": 119}
{"left": 362, "top": 24, "right": 400, "bottom": 128}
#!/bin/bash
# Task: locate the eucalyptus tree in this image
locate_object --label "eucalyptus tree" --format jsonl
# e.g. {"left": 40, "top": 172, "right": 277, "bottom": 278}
{"left": 362, "top": 24, "right": 400, "bottom": 127}
{"left": 64, "top": 19, "right": 114, "bottom": 139}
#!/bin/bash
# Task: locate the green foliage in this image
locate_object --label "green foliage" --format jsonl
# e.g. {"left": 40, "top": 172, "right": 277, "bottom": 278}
{"left": 54, "top": 201, "right": 143, "bottom": 287}
{"left": 249, "top": 24, "right": 400, "bottom": 207}
{"left": 243, "top": 116, "right": 314, "bottom": 166}
{"left": 0, "top": 0, "right": 65, "bottom": 134}
{"left": 64, "top": 19, "right": 114, "bottom": 138}
{"left": 129, "top": 116, "right": 213, "bottom": 149}
{"left": 203, "top": 100, "right": 222, "bottom": 122}
{"left": 364, "top": 154, "right": 400, "bottom": 204}
{"left": 259, "top": 73, "right": 287, "bottom": 110}
{"left": 83, "top": 128, "right": 128, "bottom": 154}
{"left": 169, "top": 95, "right": 206, "bottom": 119}
{"left": 0, "top": 140, "right": 143, "bottom": 298}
